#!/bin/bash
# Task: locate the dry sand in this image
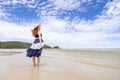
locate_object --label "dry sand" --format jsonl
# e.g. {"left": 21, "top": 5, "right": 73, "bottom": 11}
{"left": 0, "top": 49, "right": 120, "bottom": 80}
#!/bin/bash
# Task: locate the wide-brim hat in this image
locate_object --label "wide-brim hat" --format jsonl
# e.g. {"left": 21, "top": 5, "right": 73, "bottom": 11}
{"left": 32, "top": 24, "right": 41, "bottom": 30}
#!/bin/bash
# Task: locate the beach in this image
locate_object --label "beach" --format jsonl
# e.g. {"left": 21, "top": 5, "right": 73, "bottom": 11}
{"left": 0, "top": 49, "right": 120, "bottom": 80}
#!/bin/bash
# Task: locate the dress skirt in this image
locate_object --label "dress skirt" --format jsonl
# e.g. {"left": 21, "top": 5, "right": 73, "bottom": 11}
{"left": 26, "top": 38, "right": 44, "bottom": 57}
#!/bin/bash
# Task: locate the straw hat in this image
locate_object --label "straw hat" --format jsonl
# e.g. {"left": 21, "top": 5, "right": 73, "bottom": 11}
{"left": 32, "top": 24, "right": 41, "bottom": 30}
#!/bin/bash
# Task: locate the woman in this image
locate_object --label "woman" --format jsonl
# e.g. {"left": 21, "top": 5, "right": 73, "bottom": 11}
{"left": 26, "top": 24, "right": 44, "bottom": 66}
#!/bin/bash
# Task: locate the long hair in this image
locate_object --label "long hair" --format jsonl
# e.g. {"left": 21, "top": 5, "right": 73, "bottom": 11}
{"left": 32, "top": 26, "right": 40, "bottom": 36}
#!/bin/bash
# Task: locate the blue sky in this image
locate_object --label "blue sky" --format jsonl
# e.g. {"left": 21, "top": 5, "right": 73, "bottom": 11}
{"left": 0, "top": 0, "right": 120, "bottom": 48}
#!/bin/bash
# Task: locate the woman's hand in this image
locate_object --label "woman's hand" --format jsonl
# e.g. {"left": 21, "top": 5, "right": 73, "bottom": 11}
{"left": 40, "top": 43, "right": 43, "bottom": 48}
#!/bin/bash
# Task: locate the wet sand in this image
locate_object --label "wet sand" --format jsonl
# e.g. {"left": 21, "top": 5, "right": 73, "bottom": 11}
{"left": 0, "top": 49, "right": 120, "bottom": 80}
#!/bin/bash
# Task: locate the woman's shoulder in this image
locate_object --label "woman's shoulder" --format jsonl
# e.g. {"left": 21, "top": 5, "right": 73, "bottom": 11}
{"left": 35, "top": 33, "right": 42, "bottom": 37}
{"left": 35, "top": 34, "right": 39, "bottom": 37}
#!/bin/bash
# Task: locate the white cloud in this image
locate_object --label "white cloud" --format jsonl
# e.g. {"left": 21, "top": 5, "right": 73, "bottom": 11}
{"left": 48, "top": 0, "right": 94, "bottom": 11}
{"left": 105, "top": 1, "right": 120, "bottom": 16}
{"left": 0, "top": 20, "right": 33, "bottom": 42}
{"left": 37, "top": 0, "right": 103, "bottom": 18}
{"left": 0, "top": 0, "right": 37, "bottom": 9}
{"left": 47, "top": 0, "right": 104, "bottom": 12}
{"left": 49, "top": 0, "right": 81, "bottom": 10}
{"left": 73, "top": 1, "right": 120, "bottom": 32}
{"left": 0, "top": 10, "right": 6, "bottom": 18}
{"left": 0, "top": 0, "right": 36, "bottom": 5}
{"left": 0, "top": 8, "right": 10, "bottom": 19}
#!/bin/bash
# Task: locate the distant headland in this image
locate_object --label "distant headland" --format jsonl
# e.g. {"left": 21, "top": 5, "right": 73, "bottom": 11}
{"left": 0, "top": 41, "right": 60, "bottom": 49}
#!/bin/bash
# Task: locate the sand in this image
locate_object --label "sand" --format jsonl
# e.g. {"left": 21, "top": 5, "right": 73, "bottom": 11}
{"left": 0, "top": 49, "right": 120, "bottom": 80}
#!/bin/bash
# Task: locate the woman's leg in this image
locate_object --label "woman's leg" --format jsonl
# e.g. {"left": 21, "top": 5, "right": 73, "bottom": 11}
{"left": 32, "top": 57, "right": 36, "bottom": 66}
{"left": 37, "top": 56, "right": 41, "bottom": 66}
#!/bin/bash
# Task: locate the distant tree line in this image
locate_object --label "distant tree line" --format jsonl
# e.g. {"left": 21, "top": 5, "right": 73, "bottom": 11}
{"left": 0, "top": 41, "right": 60, "bottom": 49}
